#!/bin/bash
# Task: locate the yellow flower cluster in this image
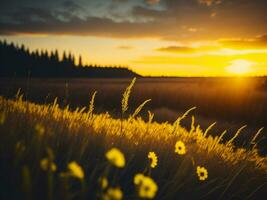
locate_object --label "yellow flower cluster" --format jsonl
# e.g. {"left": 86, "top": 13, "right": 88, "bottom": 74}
{"left": 68, "top": 161, "right": 84, "bottom": 179}
{"left": 35, "top": 123, "right": 45, "bottom": 136}
{"left": 40, "top": 158, "right": 57, "bottom": 172}
{"left": 134, "top": 173, "right": 158, "bottom": 199}
{"left": 102, "top": 187, "right": 123, "bottom": 200}
{"left": 99, "top": 177, "right": 109, "bottom": 189}
{"left": 106, "top": 148, "right": 125, "bottom": 168}
{"left": 148, "top": 152, "right": 158, "bottom": 168}
{"left": 0, "top": 112, "right": 5, "bottom": 125}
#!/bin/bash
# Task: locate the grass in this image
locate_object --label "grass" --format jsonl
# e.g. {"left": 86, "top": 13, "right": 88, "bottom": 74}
{"left": 0, "top": 79, "right": 267, "bottom": 200}
{"left": 1, "top": 77, "right": 267, "bottom": 155}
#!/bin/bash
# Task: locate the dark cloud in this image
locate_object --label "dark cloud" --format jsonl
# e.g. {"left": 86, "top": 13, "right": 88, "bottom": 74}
{"left": 145, "top": 0, "right": 161, "bottom": 5}
{"left": 0, "top": 0, "right": 172, "bottom": 38}
{"left": 112, "top": 0, "right": 129, "bottom": 2}
{"left": 0, "top": 6, "right": 166, "bottom": 38}
{"left": 0, "top": 0, "right": 267, "bottom": 41}
{"left": 62, "top": 0, "right": 82, "bottom": 10}
{"left": 133, "top": 0, "right": 218, "bottom": 29}
{"left": 132, "top": 6, "right": 168, "bottom": 19}
{"left": 156, "top": 46, "right": 196, "bottom": 53}
{"left": 9, "top": 7, "right": 55, "bottom": 23}
{"left": 60, "top": 0, "right": 84, "bottom": 15}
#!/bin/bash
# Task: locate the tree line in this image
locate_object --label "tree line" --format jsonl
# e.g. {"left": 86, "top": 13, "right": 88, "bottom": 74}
{"left": 0, "top": 40, "right": 140, "bottom": 78}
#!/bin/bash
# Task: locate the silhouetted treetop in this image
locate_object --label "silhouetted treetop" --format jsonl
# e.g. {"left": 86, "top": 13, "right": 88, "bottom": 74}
{"left": 0, "top": 41, "right": 141, "bottom": 78}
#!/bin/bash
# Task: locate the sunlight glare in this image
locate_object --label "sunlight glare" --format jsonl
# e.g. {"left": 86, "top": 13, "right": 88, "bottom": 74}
{"left": 226, "top": 59, "right": 253, "bottom": 75}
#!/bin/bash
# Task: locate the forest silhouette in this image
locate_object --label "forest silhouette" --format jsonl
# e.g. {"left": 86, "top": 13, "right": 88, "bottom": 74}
{"left": 0, "top": 40, "right": 140, "bottom": 78}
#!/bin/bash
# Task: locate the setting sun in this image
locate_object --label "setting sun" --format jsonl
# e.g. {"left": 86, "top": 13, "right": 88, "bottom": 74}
{"left": 226, "top": 59, "right": 253, "bottom": 75}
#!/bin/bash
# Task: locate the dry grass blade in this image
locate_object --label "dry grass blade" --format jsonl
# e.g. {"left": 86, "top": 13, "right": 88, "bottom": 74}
{"left": 131, "top": 99, "right": 151, "bottom": 119}
{"left": 121, "top": 78, "right": 136, "bottom": 114}
{"left": 204, "top": 122, "right": 216, "bottom": 137}
{"left": 148, "top": 110, "right": 154, "bottom": 123}
{"left": 190, "top": 115, "right": 195, "bottom": 133}
{"left": 175, "top": 107, "right": 197, "bottom": 126}
{"left": 227, "top": 125, "right": 247, "bottom": 146}
{"left": 250, "top": 127, "right": 264, "bottom": 145}
{"left": 172, "top": 107, "right": 196, "bottom": 134}
{"left": 88, "top": 91, "right": 97, "bottom": 118}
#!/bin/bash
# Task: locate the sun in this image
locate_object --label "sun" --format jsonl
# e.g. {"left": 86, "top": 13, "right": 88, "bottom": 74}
{"left": 226, "top": 59, "right": 253, "bottom": 75}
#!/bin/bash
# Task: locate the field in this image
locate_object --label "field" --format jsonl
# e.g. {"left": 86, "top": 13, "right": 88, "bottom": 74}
{"left": 1, "top": 77, "right": 267, "bottom": 154}
{"left": 0, "top": 78, "right": 267, "bottom": 200}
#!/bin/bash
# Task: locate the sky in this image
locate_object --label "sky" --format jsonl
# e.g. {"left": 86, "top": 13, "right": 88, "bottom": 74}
{"left": 1, "top": 0, "right": 267, "bottom": 76}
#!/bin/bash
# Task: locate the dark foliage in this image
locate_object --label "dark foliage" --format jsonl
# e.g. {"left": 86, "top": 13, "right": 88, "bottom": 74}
{"left": 0, "top": 40, "right": 141, "bottom": 78}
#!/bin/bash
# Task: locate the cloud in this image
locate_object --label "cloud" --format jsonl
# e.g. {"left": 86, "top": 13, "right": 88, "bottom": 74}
{"left": 157, "top": 35, "right": 267, "bottom": 55}
{"left": 0, "top": 7, "right": 167, "bottom": 38}
{"left": 198, "top": 0, "right": 222, "bottom": 6}
{"left": 145, "top": 0, "right": 161, "bottom": 5}
{"left": 260, "top": 34, "right": 267, "bottom": 42}
{"left": 156, "top": 44, "right": 223, "bottom": 54}
{"left": 132, "top": 6, "right": 167, "bottom": 19}
{"left": 156, "top": 46, "right": 196, "bottom": 53}
{"left": 117, "top": 45, "right": 135, "bottom": 50}
{"left": 62, "top": 0, "right": 82, "bottom": 11}
{"left": 210, "top": 11, "right": 217, "bottom": 18}
{"left": 219, "top": 34, "right": 267, "bottom": 49}
{"left": 112, "top": 0, "right": 129, "bottom": 2}
{"left": 0, "top": 0, "right": 267, "bottom": 42}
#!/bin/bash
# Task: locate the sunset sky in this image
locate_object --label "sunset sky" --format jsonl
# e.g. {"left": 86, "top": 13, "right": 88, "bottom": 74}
{"left": 1, "top": 0, "right": 267, "bottom": 76}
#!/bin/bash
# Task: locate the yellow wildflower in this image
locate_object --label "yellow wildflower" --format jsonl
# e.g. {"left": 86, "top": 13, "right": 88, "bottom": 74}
{"left": 148, "top": 152, "right": 158, "bottom": 168}
{"left": 35, "top": 123, "right": 45, "bottom": 136}
{"left": 15, "top": 141, "right": 26, "bottom": 153}
{"left": 134, "top": 174, "right": 158, "bottom": 199}
{"left": 102, "top": 187, "right": 123, "bottom": 200}
{"left": 68, "top": 161, "right": 84, "bottom": 179}
{"left": 40, "top": 158, "right": 57, "bottom": 172}
{"left": 196, "top": 166, "right": 208, "bottom": 181}
{"left": 175, "top": 141, "right": 186, "bottom": 155}
{"left": 99, "top": 177, "right": 109, "bottom": 189}
{"left": 0, "top": 112, "right": 5, "bottom": 125}
{"left": 105, "top": 148, "right": 125, "bottom": 168}
{"left": 134, "top": 173, "right": 145, "bottom": 185}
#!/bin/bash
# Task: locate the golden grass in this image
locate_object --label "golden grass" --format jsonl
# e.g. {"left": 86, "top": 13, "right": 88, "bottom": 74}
{"left": 0, "top": 79, "right": 267, "bottom": 199}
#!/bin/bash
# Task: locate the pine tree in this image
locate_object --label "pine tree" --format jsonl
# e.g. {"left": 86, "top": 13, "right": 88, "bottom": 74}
{"left": 72, "top": 54, "right": 75, "bottom": 66}
{"left": 78, "top": 55, "right": 83, "bottom": 67}
{"left": 67, "top": 52, "right": 72, "bottom": 65}
{"left": 62, "top": 51, "right": 67, "bottom": 62}
{"left": 54, "top": 50, "right": 59, "bottom": 63}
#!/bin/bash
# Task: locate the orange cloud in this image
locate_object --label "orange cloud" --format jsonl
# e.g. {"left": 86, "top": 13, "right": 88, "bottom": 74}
{"left": 156, "top": 46, "right": 196, "bottom": 53}
{"left": 198, "top": 0, "right": 222, "bottom": 6}
{"left": 219, "top": 35, "right": 267, "bottom": 49}
{"left": 117, "top": 45, "right": 135, "bottom": 50}
{"left": 156, "top": 44, "right": 221, "bottom": 54}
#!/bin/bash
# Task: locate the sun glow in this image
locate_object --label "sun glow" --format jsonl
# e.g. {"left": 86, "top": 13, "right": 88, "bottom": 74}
{"left": 3, "top": 36, "right": 267, "bottom": 76}
{"left": 226, "top": 59, "right": 253, "bottom": 75}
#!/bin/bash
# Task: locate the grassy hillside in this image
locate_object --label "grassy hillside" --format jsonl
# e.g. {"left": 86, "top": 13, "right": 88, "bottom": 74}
{"left": 0, "top": 80, "right": 266, "bottom": 200}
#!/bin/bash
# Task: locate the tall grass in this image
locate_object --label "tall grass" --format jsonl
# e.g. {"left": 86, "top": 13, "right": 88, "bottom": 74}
{"left": 0, "top": 79, "right": 266, "bottom": 200}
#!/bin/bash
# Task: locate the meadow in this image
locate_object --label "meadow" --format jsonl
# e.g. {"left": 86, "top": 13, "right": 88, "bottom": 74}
{"left": 0, "top": 78, "right": 267, "bottom": 200}
{"left": 0, "top": 77, "right": 267, "bottom": 154}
